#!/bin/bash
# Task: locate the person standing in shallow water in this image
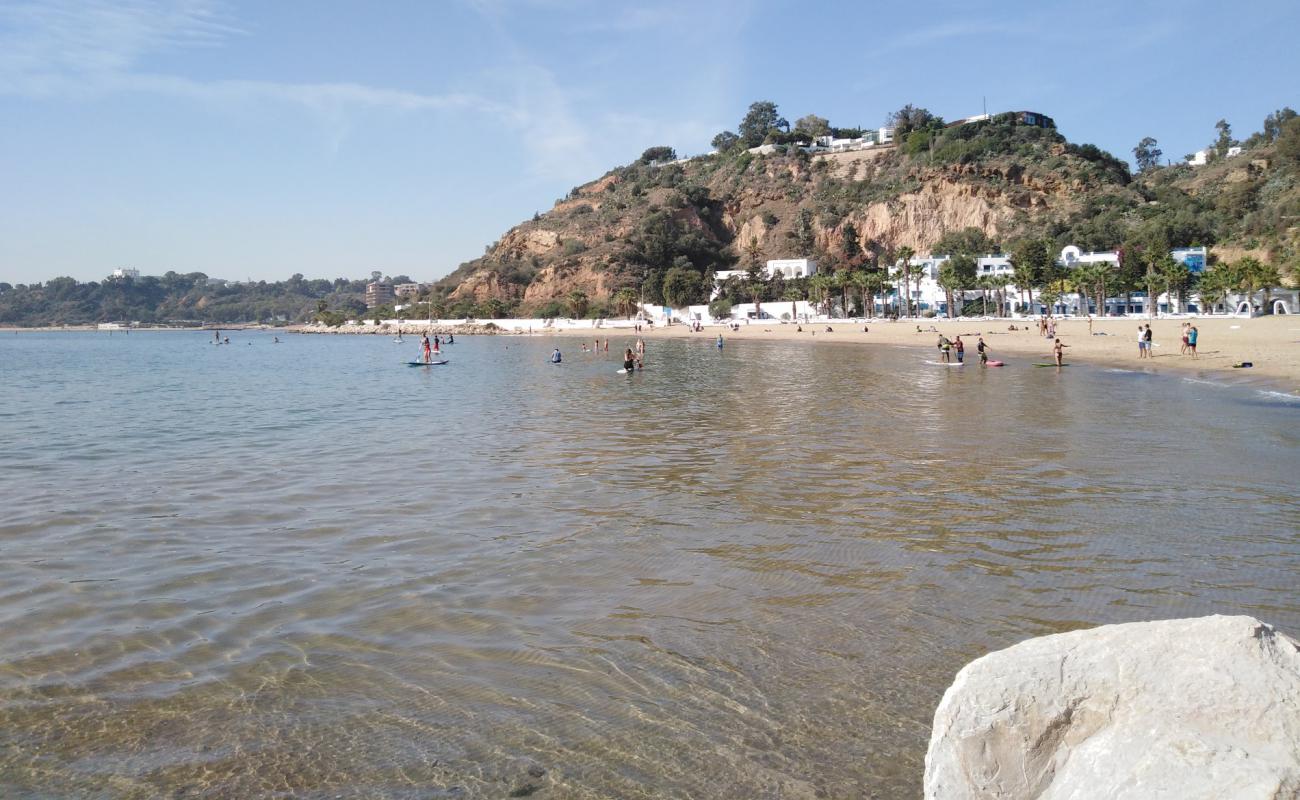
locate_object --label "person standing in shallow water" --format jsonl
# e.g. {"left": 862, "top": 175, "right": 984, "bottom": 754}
{"left": 1054, "top": 338, "right": 1068, "bottom": 367}
{"left": 954, "top": 335, "right": 965, "bottom": 364}
{"left": 623, "top": 347, "right": 636, "bottom": 372}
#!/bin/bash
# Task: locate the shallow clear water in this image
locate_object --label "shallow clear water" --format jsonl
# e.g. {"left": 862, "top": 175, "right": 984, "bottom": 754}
{"left": 1, "top": 331, "right": 1298, "bottom": 799}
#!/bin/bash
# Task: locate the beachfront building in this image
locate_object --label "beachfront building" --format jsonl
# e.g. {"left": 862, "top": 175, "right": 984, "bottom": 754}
{"left": 893, "top": 243, "right": 1214, "bottom": 318}
{"left": 365, "top": 281, "right": 395, "bottom": 308}
{"left": 711, "top": 259, "right": 817, "bottom": 299}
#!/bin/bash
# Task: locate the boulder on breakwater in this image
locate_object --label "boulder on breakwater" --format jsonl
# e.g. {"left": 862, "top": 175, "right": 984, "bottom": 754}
{"left": 924, "top": 615, "right": 1300, "bottom": 799}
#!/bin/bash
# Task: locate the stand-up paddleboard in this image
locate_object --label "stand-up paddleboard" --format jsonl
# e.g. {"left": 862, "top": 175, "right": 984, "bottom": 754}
{"left": 1033, "top": 362, "right": 1069, "bottom": 367}
{"left": 407, "top": 360, "right": 449, "bottom": 366}
{"left": 924, "top": 360, "right": 964, "bottom": 366}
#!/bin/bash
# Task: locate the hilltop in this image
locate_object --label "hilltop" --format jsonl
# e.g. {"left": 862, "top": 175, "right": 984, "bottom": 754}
{"left": 433, "top": 104, "right": 1300, "bottom": 318}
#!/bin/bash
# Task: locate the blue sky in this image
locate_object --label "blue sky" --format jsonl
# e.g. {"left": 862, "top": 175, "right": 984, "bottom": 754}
{"left": 2, "top": 0, "right": 1297, "bottom": 285}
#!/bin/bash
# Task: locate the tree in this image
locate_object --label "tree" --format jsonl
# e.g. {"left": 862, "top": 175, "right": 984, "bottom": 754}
{"left": 895, "top": 246, "right": 915, "bottom": 317}
{"left": 1133, "top": 137, "right": 1162, "bottom": 172}
{"left": 937, "top": 261, "right": 961, "bottom": 319}
{"left": 794, "top": 114, "right": 831, "bottom": 138}
{"left": 848, "top": 270, "right": 872, "bottom": 317}
{"left": 711, "top": 131, "right": 740, "bottom": 151}
{"left": 566, "top": 290, "right": 589, "bottom": 319}
{"left": 1157, "top": 256, "right": 1190, "bottom": 314}
{"left": 639, "top": 146, "right": 676, "bottom": 164}
{"left": 791, "top": 208, "right": 816, "bottom": 254}
{"left": 888, "top": 105, "right": 938, "bottom": 137}
{"left": 1263, "top": 107, "right": 1298, "bottom": 142}
{"left": 1276, "top": 117, "right": 1300, "bottom": 165}
{"left": 1196, "top": 268, "right": 1231, "bottom": 314}
{"left": 933, "top": 227, "right": 994, "bottom": 258}
{"left": 738, "top": 101, "right": 789, "bottom": 147}
{"left": 661, "top": 267, "right": 701, "bottom": 309}
{"left": 948, "top": 254, "right": 978, "bottom": 317}
{"left": 806, "top": 274, "right": 834, "bottom": 316}
{"left": 1009, "top": 238, "right": 1050, "bottom": 313}
{"left": 744, "top": 236, "right": 763, "bottom": 269}
{"left": 708, "top": 298, "right": 732, "bottom": 320}
{"left": 841, "top": 221, "right": 863, "bottom": 264}
{"left": 612, "top": 287, "right": 639, "bottom": 318}
{"left": 1214, "top": 119, "right": 1235, "bottom": 157}
{"left": 1237, "top": 258, "right": 1282, "bottom": 314}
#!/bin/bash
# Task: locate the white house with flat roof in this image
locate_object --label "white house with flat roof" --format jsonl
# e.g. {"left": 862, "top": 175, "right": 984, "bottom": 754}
{"left": 110, "top": 268, "right": 139, "bottom": 279}
{"left": 712, "top": 258, "right": 817, "bottom": 299}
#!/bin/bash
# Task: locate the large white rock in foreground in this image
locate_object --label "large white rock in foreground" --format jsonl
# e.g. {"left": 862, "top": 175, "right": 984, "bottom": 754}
{"left": 924, "top": 615, "right": 1300, "bottom": 799}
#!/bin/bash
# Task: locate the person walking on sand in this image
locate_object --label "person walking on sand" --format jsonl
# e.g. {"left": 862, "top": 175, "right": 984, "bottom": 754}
{"left": 1054, "top": 338, "right": 1068, "bottom": 367}
{"left": 1088, "top": 315, "right": 1093, "bottom": 336}
{"left": 1137, "top": 325, "right": 1148, "bottom": 359}
{"left": 1143, "top": 324, "right": 1153, "bottom": 356}
{"left": 1188, "top": 325, "right": 1198, "bottom": 359}
{"left": 1180, "top": 322, "right": 1190, "bottom": 355}
{"left": 977, "top": 336, "right": 989, "bottom": 365}
{"left": 954, "top": 335, "right": 965, "bottom": 364}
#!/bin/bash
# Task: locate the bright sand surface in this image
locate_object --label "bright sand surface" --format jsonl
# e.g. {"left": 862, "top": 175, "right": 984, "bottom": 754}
{"left": 551, "top": 315, "right": 1300, "bottom": 394}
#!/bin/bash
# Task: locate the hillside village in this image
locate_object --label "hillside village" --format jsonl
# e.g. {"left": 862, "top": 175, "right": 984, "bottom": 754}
{"left": 368, "top": 102, "right": 1299, "bottom": 327}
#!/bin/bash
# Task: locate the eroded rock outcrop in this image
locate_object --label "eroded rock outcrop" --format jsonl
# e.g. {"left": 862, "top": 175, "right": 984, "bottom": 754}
{"left": 924, "top": 615, "right": 1300, "bottom": 800}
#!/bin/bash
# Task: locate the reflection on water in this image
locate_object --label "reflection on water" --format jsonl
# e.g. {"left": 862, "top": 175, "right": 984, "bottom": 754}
{"left": 1, "top": 332, "right": 1298, "bottom": 798}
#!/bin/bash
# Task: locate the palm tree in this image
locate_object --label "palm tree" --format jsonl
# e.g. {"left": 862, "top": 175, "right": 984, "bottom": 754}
{"left": 849, "top": 270, "right": 873, "bottom": 318}
{"left": 1158, "top": 257, "right": 1189, "bottom": 315}
{"left": 782, "top": 285, "right": 804, "bottom": 322}
{"left": 896, "top": 246, "right": 915, "bottom": 317}
{"left": 613, "top": 287, "right": 639, "bottom": 318}
{"left": 567, "top": 290, "right": 589, "bottom": 319}
{"left": 1244, "top": 259, "right": 1282, "bottom": 314}
{"left": 807, "top": 274, "right": 833, "bottom": 316}
{"left": 1196, "top": 269, "right": 1230, "bottom": 314}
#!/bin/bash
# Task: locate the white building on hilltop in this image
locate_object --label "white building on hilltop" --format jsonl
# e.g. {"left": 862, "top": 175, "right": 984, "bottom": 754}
{"left": 110, "top": 268, "right": 139, "bottom": 280}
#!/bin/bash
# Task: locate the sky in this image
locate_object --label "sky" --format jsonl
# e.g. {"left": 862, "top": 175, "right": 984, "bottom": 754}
{"left": 1, "top": 0, "right": 1297, "bottom": 285}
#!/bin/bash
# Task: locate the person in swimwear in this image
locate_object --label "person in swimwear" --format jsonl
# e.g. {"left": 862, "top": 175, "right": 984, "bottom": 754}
{"left": 623, "top": 347, "right": 636, "bottom": 372}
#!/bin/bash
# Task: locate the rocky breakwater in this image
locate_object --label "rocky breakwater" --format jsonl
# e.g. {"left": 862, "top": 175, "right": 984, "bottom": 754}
{"left": 924, "top": 615, "right": 1300, "bottom": 799}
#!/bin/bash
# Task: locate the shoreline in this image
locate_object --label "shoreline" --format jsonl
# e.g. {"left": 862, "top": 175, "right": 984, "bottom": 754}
{"left": 543, "top": 315, "right": 1300, "bottom": 395}
{"left": 6, "top": 317, "right": 1296, "bottom": 395}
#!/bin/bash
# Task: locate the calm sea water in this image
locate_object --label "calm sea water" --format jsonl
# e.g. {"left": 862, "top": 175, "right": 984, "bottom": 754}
{"left": 1, "top": 330, "right": 1298, "bottom": 799}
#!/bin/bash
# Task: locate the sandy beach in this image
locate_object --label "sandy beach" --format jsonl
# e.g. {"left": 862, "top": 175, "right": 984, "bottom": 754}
{"left": 549, "top": 315, "right": 1300, "bottom": 394}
